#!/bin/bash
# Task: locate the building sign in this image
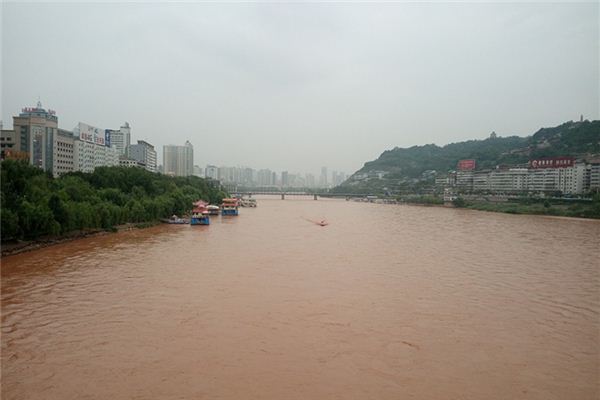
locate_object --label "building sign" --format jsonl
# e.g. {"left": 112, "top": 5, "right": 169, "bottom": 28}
{"left": 21, "top": 107, "right": 56, "bottom": 115}
{"left": 78, "top": 122, "right": 109, "bottom": 147}
{"left": 457, "top": 159, "right": 476, "bottom": 171}
{"left": 104, "top": 129, "right": 112, "bottom": 148}
{"left": 529, "top": 157, "right": 574, "bottom": 169}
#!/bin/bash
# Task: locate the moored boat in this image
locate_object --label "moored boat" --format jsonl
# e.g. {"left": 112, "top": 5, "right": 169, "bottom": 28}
{"left": 191, "top": 200, "right": 210, "bottom": 225}
{"left": 239, "top": 198, "right": 257, "bottom": 207}
{"left": 207, "top": 205, "right": 220, "bottom": 215}
{"left": 221, "top": 198, "right": 239, "bottom": 216}
{"left": 161, "top": 215, "right": 189, "bottom": 224}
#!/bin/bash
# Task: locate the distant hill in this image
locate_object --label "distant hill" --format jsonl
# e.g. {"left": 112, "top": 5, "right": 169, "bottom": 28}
{"left": 333, "top": 120, "right": 600, "bottom": 194}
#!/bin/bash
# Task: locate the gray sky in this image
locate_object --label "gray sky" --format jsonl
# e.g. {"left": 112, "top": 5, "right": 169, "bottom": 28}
{"left": 2, "top": 2, "right": 598, "bottom": 175}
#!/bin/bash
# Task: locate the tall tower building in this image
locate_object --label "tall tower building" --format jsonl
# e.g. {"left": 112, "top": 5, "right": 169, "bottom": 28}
{"left": 12, "top": 101, "right": 58, "bottom": 166}
{"left": 281, "top": 171, "right": 289, "bottom": 187}
{"left": 320, "top": 166, "right": 328, "bottom": 187}
{"left": 163, "top": 141, "right": 194, "bottom": 176}
{"left": 12, "top": 101, "right": 75, "bottom": 177}
{"left": 107, "top": 122, "right": 131, "bottom": 156}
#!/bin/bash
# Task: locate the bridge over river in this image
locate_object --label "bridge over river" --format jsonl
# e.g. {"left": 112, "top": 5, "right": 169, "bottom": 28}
{"left": 233, "top": 190, "right": 369, "bottom": 200}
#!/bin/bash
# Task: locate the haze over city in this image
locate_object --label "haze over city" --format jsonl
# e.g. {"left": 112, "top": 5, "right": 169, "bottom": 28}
{"left": 2, "top": 2, "right": 598, "bottom": 174}
{"left": 2, "top": 2, "right": 600, "bottom": 400}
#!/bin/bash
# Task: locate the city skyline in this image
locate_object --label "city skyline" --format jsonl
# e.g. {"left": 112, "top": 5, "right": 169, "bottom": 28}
{"left": 3, "top": 2, "right": 597, "bottom": 175}
{"left": 1, "top": 101, "right": 351, "bottom": 178}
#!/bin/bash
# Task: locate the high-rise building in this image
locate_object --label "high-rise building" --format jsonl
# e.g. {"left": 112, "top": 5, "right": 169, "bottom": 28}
{"left": 205, "top": 164, "right": 218, "bottom": 180}
{"left": 53, "top": 129, "right": 75, "bottom": 176}
{"left": 163, "top": 141, "right": 193, "bottom": 176}
{"left": 106, "top": 122, "right": 131, "bottom": 156}
{"left": 11, "top": 102, "right": 76, "bottom": 177}
{"left": 281, "top": 171, "right": 289, "bottom": 187}
{"left": 320, "top": 166, "right": 328, "bottom": 187}
{"left": 305, "top": 173, "right": 316, "bottom": 188}
{"left": 12, "top": 101, "right": 58, "bottom": 167}
{"left": 73, "top": 122, "right": 118, "bottom": 173}
{"left": 129, "top": 140, "right": 157, "bottom": 173}
{"left": 257, "top": 169, "right": 273, "bottom": 186}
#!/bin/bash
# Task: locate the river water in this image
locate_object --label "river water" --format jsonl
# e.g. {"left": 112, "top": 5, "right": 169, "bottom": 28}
{"left": 2, "top": 198, "right": 599, "bottom": 399}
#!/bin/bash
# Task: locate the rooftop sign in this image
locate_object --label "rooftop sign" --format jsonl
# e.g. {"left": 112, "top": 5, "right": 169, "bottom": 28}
{"left": 529, "top": 157, "right": 574, "bottom": 169}
{"left": 78, "top": 122, "right": 110, "bottom": 147}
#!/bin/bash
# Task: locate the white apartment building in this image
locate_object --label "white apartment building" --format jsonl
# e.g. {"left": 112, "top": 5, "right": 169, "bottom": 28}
{"left": 456, "top": 171, "right": 474, "bottom": 190}
{"left": 489, "top": 168, "right": 529, "bottom": 192}
{"left": 439, "top": 160, "right": 592, "bottom": 195}
{"left": 472, "top": 170, "right": 491, "bottom": 191}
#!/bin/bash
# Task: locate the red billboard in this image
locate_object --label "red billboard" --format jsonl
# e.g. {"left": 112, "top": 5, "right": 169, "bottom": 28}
{"left": 457, "top": 159, "right": 476, "bottom": 171}
{"left": 529, "top": 157, "right": 574, "bottom": 169}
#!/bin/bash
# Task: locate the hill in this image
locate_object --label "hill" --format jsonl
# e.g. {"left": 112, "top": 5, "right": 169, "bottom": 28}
{"left": 333, "top": 120, "right": 600, "bottom": 194}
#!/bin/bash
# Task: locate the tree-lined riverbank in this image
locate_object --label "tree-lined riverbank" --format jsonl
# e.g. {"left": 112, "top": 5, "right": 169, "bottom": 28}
{"left": 454, "top": 196, "right": 600, "bottom": 218}
{"left": 1, "top": 160, "right": 226, "bottom": 242}
{"left": 389, "top": 194, "right": 600, "bottom": 219}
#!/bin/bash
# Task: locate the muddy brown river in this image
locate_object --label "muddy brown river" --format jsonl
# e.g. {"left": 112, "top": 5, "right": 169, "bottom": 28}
{"left": 2, "top": 198, "right": 599, "bottom": 399}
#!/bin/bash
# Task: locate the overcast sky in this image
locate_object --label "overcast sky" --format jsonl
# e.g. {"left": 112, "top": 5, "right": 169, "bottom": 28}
{"left": 2, "top": 2, "right": 598, "bottom": 175}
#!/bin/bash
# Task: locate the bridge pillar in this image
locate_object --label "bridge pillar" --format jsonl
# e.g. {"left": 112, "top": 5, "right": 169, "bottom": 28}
{"left": 281, "top": 193, "right": 285, "bottom": 200}
{"left": 314, "top": 194, "right": 318, "bottom": 200}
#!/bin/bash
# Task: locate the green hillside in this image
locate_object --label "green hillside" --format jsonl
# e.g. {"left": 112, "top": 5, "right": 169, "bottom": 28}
{"left": 333, "top": 120, "right": 599, "bottom": 194}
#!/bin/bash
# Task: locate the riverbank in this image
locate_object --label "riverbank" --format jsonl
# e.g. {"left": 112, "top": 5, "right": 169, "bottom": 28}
{"left": 1, "top": 221, "right": 160, "bottom": 258}
{"left": 457, "top": 199, "right": 600, "bottom": 219}
{"left": 396, "top": 195, "right": 600, "bottom": 219}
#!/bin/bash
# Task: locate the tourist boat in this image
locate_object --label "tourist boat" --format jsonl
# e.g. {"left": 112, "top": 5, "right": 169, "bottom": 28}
{"left": 239, "top": 198, "right": 257, "bottom": 207}
{"left": 221, "top": 198, "right": 239, "bottom": 216}
{"left": 190, "top": 200, "right": 210, "bottom": 225}
{"left": 206, "top": 205, "right": 220, "bottom": 215}
{"left": 161, "top": 215, "right": 189, "bottom": 224}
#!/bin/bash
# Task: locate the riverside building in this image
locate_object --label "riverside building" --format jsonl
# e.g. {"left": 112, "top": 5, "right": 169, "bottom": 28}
{"left": 437, "top": 157, "right": 594, "bottom": 195}
{"left": 587, "top": 160, "right": 600, "bottom": 192}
